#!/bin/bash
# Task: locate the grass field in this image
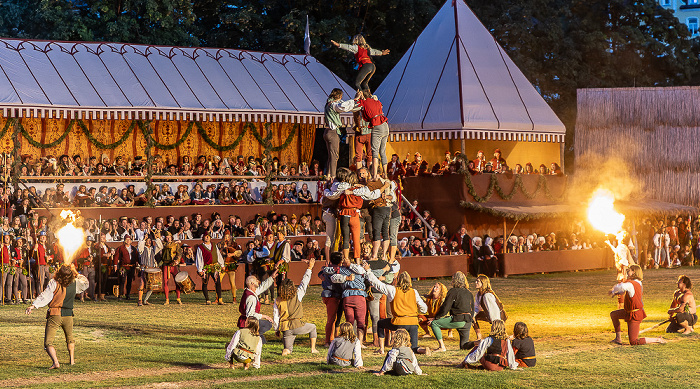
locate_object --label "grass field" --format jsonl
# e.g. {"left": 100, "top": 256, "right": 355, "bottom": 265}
{"left": 2, "top": 267, "right": 700, "bottom": 388}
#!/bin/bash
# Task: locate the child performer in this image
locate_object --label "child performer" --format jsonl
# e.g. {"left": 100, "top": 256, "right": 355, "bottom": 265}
{"left": 273, "top": 258, "right": 319, "bottom": 356}
{"left": 511, "top": 322, "right": 536, "bottom": 367}
{"left": 459, "top": 320, "right": 519, "bottom": 371}
{"left": 327, "top": 322, "right": 363, "bottom": 368}
{"left": 375, "top": 329, "right": 426, "bottom": 376}
{"left": 225, "top": 317, "right": 262, "bottom": 369}
{"left": 609, "top": 264, "right": 666, "bottom": 345}
{"left": 25, "top": 264, "right": 89, "bottom": 369}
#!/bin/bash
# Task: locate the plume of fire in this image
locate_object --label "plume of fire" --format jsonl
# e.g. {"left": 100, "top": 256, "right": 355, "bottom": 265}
{"left": 56, "top": 210, "right": 85, "bottom": 266}
{"left": 587, "top": 188, "right": 625, "bottom": 235}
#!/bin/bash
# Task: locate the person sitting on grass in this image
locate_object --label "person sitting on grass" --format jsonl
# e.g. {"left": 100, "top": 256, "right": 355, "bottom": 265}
{"left": 431, "top": 271, "right": 475, "bottom": 351}
{"left": 459, "top": 320, "right": 519, "bottom": 371}
{"left": 511, "top": 322, "right": 536, "bottom": 367}
{"left": 273, "top": 258, "right": 319, "bottom": 356}
{"left": 374, "top": 329, "right": 426, "bottom": 376}
{"left": 419, "top": 282, "right": 448, "bottom": 338}
{"left": 225, "top": 317, "right": 262, "bottom": 370}
{"left": 609, "top": 264, "right": 666, "bottom": 345}
{"left": 327, "top": 322, "right": 363, "bottom": 368}
{"left": 666, "top": 275, "right": 697, "bottom": 334}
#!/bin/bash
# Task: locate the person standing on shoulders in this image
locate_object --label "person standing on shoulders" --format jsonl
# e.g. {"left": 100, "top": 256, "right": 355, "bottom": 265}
{"left": 331, "top": 34, "right": 390, "bottom": 93}
{"left": 357, "top": 91, "right": 389, "bottom": 180}
{"left": 323, "top": 88, "right": 359, "bottom": 179}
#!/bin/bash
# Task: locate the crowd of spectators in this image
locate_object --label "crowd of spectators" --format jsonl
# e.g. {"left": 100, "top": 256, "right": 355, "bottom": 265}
{"left": 0, "top": 180, "right": 321, "bottom": 211}
{"left": 384, "top": 149, "right": 563, "bottom": 180}
{"left": 14, "top": 153, "right": 323, "bottom": 178}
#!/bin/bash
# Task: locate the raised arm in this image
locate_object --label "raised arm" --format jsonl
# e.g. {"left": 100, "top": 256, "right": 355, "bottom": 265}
{"left": 297, "top": 259, "right": 315, "bottom": 301}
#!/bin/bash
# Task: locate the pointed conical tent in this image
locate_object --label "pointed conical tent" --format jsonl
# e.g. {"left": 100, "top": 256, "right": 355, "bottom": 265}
{"left": 376, "top": 0, "right": 565, "bottom": 144}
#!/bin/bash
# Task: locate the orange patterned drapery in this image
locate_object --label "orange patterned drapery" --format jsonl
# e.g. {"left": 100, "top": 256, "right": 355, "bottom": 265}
{"left": 0, "top": 116, "right": 316, "bottom": 166}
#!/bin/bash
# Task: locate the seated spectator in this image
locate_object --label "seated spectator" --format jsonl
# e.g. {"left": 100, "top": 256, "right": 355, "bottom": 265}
{"left": 174, "top": 185, "right": 191, "bottom": 205}
{"left": 297, "top": 183, "right": 313, "bottom": 203}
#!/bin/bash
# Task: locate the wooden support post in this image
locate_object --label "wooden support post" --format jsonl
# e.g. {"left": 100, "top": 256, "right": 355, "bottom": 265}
{"left": 503, "top": 218, "right": 507, "bottom": 254}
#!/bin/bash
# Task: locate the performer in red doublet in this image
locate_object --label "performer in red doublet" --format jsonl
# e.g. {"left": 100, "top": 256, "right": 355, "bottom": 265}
{"left": 609, "top": 265, "right": 666, "bottom": 345}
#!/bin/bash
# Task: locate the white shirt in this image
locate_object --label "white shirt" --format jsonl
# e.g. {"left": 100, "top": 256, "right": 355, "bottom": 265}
{"left": 327, "top": 338, "right": 363, "bottom": 367}
{"left": 244, "top": 277, "right": 275, "bottom": 320}
{"left": 33, "top": 275, "right": 89, "bottom": 308}
{"left": 380, "top": 348, "right": 422, "bottom": 375}
{"left": 474, "top": 292, "right": 501, "bottom": 322}
{"left": 224, "top": 330, "right": 262, "bottom": 368}
{"left": 612, "top": 279, "right": 641, "bottom": 297}
{"left": 194, "top": 242, "right": 224, "bottom": 272}
{"left": 273, "top": 269, "right": 312, "bottom": 330}
{"left": 462, "top": 337, "right": 518, "bottom": 369}
{"left": 326, "top": 99, "right": 357, "bottom": 131}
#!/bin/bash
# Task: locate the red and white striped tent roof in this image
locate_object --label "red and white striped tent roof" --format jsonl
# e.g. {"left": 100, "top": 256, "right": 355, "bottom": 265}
{"left": 376, "top": 0, "right": 566, "bottom": 143}
{"left": 0, "top": 38, "right": 355, "bottom": 124}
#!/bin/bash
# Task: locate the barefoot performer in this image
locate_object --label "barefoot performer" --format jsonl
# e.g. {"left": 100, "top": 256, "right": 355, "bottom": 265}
{"left": 273, "top": 258, "right": 319, "bottom": 356}
{"left": 666, "top": 275, "right": 697, "bottom": 334}
{"left": 609, "top": 264, "right": 666, "bottom": 345}
{"left": 25, "top": 264, "right": 89, "bottom": 369}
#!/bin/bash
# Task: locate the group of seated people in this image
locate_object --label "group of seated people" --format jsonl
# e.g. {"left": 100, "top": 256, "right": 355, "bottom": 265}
{"left": 0, "top": 179, "right": 319, "bottom": 211}
{"left": 385, "top": 149, "right": 563, "bottom": 180}
{"left": 14, "top": 153, "right": 323, "bottom": 178}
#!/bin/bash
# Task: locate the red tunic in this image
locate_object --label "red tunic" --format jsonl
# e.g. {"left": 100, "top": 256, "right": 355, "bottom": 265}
{"left": 1, "top": 245, "right": 10, "bottom": 264}
{"left": 238, "top": 288, "right": 261, "bottom": 328}
{"left": 198, "top": 244, "right": 213, "bottom": 266}
{"left": 354, "top": 46, "right": 372, "bottom": 67}
{"left": 357, "top": 98, "right": 387, "bottom": 127}
{"left": 624, "top": 280, "right": 647, "bottom": 322}
{"left": 338, "top": 194, "right": 364, "bottom": 216}
{"left": 36, "top": 244, "right": 47, "bottom": 265}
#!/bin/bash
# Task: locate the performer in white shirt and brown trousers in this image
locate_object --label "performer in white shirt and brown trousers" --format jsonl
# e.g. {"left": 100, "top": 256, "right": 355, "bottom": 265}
{"left": 26, "top": 264, "right": 89, "bottom": 369}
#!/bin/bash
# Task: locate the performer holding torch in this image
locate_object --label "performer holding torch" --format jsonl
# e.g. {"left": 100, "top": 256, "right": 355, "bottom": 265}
{"left": 26, "top": 210, "right": 88, "bottom": 368}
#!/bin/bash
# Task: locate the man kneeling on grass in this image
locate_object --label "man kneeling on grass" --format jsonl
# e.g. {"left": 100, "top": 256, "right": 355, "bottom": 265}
{"left": 666, "top": 275, "right": 697, "bottom": 334}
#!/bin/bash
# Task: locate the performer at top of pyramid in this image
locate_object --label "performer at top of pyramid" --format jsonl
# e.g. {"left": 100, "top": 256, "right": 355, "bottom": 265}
{"left": 331, "top": 34, "right": 390, "bottom": 94}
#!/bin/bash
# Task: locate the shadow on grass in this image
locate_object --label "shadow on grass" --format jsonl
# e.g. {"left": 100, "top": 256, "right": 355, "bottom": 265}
{"left": 139, "top": 359, "right": 217, "bottom": 370}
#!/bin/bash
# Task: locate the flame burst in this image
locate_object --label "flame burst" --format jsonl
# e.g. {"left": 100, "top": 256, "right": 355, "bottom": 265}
{"left": 56, "top": 210, "right": 85, "bottom": 265}
{"left": 587, "top": 188, "right": 625, "bottom": 235}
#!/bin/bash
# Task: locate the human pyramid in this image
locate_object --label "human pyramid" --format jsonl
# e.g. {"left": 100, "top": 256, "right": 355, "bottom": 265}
{"left": 18, "top": 33, "right": 699, "bottom": 375}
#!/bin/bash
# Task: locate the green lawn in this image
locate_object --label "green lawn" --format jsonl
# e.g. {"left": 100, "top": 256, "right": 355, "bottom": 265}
{"left": 1, "top": 267, "right": 700, "bottom": 388}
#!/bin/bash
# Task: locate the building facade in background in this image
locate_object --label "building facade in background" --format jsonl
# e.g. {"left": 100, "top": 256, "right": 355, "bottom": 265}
{"left": 660, "top": 0, "right": 700, "bottom": 37}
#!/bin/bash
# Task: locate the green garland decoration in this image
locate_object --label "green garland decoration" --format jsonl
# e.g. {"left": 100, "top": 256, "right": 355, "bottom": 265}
{"left": 456, "top": 154, "right": 567, "bottom": 203}
{"left": 250, "top": 123, "right": 297, "bottom": 152}
{"left": 143, "top": 121, "right": 194, "bottom": 150}
{"left": 0, "top": 117, "right": 13, "bottom": 140}
{"left": 196, "top": 121, "right": 248, "bottom": 151}
{"left": 20, "top": 120, "right": 74, "bottom": 149}
{"left": 78, "top": 119, "right": 134, "bottom": 150}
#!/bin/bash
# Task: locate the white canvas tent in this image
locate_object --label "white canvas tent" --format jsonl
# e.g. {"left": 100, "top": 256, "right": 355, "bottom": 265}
{"left": 0, "top": 39, "right": 355, "bottom": 124}
{"left": 376, "top": 0, "right": 565, "bottom": 144}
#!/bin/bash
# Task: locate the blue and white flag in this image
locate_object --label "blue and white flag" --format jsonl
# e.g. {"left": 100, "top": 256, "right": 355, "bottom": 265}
{"left": 304, "top": 15, "right": 311, "bottom": 55}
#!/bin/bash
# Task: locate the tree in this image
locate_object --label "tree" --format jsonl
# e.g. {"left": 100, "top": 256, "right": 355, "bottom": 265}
{"left": 0, "top": 0, "right": 198, "bottom": 46}
{"left": 465, "top": 0, "right": 699, "bottom": 169}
